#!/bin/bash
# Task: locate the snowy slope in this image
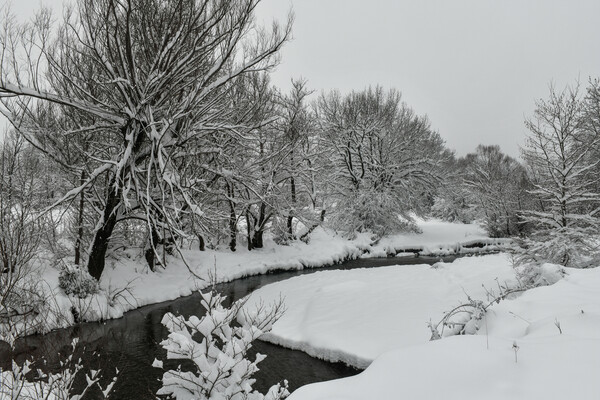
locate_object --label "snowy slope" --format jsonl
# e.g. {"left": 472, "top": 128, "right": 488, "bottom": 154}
{"left": 241, "top": 253, "right": 517, "bottom": 368}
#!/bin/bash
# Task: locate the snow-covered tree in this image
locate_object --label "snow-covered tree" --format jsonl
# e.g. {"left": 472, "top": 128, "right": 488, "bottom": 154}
{"left": 521, "top": 83, "right": 600, "bottom": 266}
{"left": 316, "top": 86, "right": 449, "bottom": 237}
{"left": 164, "top": 71, "right": 280, "bottom": 252}
{"left": 583, "top": 78, "right": 600, "bottom": 138}
{"left": 430, "top": 155, "right": 478, "bottom": 224}
{"left": 225, "top": 72, "right": 283, "bottom": 250}
{"left": 0, "top": 0, "right": 292, "bottom": 279}
{"left": 273, "top": 78, "right": 319, "bottom": 242}
{"left": 582, "top": 78, "right": 600, "bottom": 198}
{"left": 155, "top": 290, "right": 287, "bottom": 400}
{"left": 205, "top": 76, "right": 323, "bottom": 250}
{"left": 0, "top": 132, "right": 52, "bottom": 332}
{"left": 461, "top": 145, "right": 532, "bottom": 237}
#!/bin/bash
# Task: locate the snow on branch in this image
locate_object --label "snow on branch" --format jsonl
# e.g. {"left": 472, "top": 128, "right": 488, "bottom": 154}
{"left": 156, "top": 289, "right": 288, "bottom": 400}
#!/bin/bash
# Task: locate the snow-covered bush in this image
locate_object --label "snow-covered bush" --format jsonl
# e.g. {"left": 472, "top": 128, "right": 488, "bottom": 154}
{"left": 329, "top": 189, "right": 420, "bottom": 240}
{"left": 0, "top": 339, "right": 116, "bottom": 399}
{"left": 1, "top": 264, "right": 51, "bottom": 344}
{"left": 58, "top": 264, "right": 99, "bottom": 298}
{"left": 514, "top": 261, "right": 565, "bottom": 287}
{"left": 430, "top": 196, "right": 475, "bottom": 224}
{"left": 515, "top": 227, "right": 600, "bottom": 268}
{"left": 155, "top": 290, "right": 288, "bottom": 400}
{"left": 0, "top": 269, "right": 47, "bottom": 318}
{"left": 505, "top": 240, "right": 569, "bottom": 289}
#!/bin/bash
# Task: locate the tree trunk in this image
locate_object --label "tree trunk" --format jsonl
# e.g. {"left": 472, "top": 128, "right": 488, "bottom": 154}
{"left": 87, "top": 180, "right": 120, "bottom": 280}
{"left": 74, "top": 170, "right": 86, "bottom": 265}
{"left": 246, "top": 212, "right": 253, "bottom": 251}
{"left": 287, "top": 174, "right": 296, "bottom": 238}
{"left": 145, "top": 225, "right": 160, "bottom": 272}
{"left": 286, "top": 215, "right": 293, "bottom": 237}
{"left": 252, "top": 230, "right": 264, "bottom": 249}
{"left": 300, "top": 209, "right": 326, "bottom": 242}
{"left": 252, "top": 203, "right": 267, "bottom": 249}
{"left": 226, "top": 183, "right": 237, "bottom": 251}
{"left": 229, "top": 212, "right": 237, "bottom": 251}
{"left": 88, "top": 124, "right": 146, "bottom": 279}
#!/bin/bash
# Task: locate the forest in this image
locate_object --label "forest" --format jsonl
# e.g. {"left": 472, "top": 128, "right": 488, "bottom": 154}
{"left": 1, "top": 0, "right": 599, "bottom": 399}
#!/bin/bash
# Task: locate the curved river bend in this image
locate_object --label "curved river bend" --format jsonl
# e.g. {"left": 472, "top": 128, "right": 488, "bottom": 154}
{"left": 2, "top": 254, "right": 461, "bottom": 398}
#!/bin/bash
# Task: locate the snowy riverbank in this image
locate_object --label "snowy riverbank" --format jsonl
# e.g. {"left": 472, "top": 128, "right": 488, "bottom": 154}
{"left": 13, "top": 219, "right": 507, "bottom": 335}
{"left": 241, "top": 254, "right": 600, "bottom": 399}
{"left": 241, "top": 253, "right": 518, "bottom": 368}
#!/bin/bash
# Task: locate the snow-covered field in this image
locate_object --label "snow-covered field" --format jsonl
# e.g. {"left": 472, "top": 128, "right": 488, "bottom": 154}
{"left": 32, "top": 219, "right": 503, "bottom": 331}
{"left": 242, "top": 254, "right": 600, "bottom": 399}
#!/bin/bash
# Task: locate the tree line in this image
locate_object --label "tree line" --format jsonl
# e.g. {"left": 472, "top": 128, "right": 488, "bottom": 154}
{"left": 1, "top": 0, "right": 599, "bottom": 285}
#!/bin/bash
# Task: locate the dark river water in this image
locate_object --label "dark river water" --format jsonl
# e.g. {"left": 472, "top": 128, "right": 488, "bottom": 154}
{"left": 1, "top": 254, "right": 461, "bottom": 399}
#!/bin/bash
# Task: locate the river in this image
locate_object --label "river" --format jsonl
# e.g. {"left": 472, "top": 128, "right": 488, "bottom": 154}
{"left": 1, "top": 254, "right": 462, "bottom": 398}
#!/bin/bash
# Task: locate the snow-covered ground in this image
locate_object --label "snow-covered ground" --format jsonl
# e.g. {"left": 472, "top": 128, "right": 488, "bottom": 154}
{"left": 241, "top": 254, "right": 600, "bottom": 400}
{"left": 374, "top": 217, "right": 509, "bottom": 257}
{"left": 27, "top": 219, "right": 503, "bottom": 331}
{"left": 241, "top": 253, "right": 517, "bottom": 368}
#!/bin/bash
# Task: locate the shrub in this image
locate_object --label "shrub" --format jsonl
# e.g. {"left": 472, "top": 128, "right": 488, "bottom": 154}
{"left": 58, "top": 264, "right": 99, "bottom": 298}
{"left": 515, "top": 227, "right": 600, "bottom": 268}
{"left": 155, "top": 289, "right": 288, "bottom": 400}
{"left": 0, "top": 338, "right": 116, "bottom": 399}
{"left": 330, "top": 189, "right": 419, "bottom": 240}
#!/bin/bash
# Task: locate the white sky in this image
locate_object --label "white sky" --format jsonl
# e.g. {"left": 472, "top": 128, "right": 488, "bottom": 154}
{"left": 3, "top": 0, "right": 600, "bottom": 158}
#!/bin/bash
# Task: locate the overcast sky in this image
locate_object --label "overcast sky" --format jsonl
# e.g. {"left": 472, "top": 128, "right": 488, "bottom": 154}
{"left": 4, "top": 0, "right": 600, "bottom": 158}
